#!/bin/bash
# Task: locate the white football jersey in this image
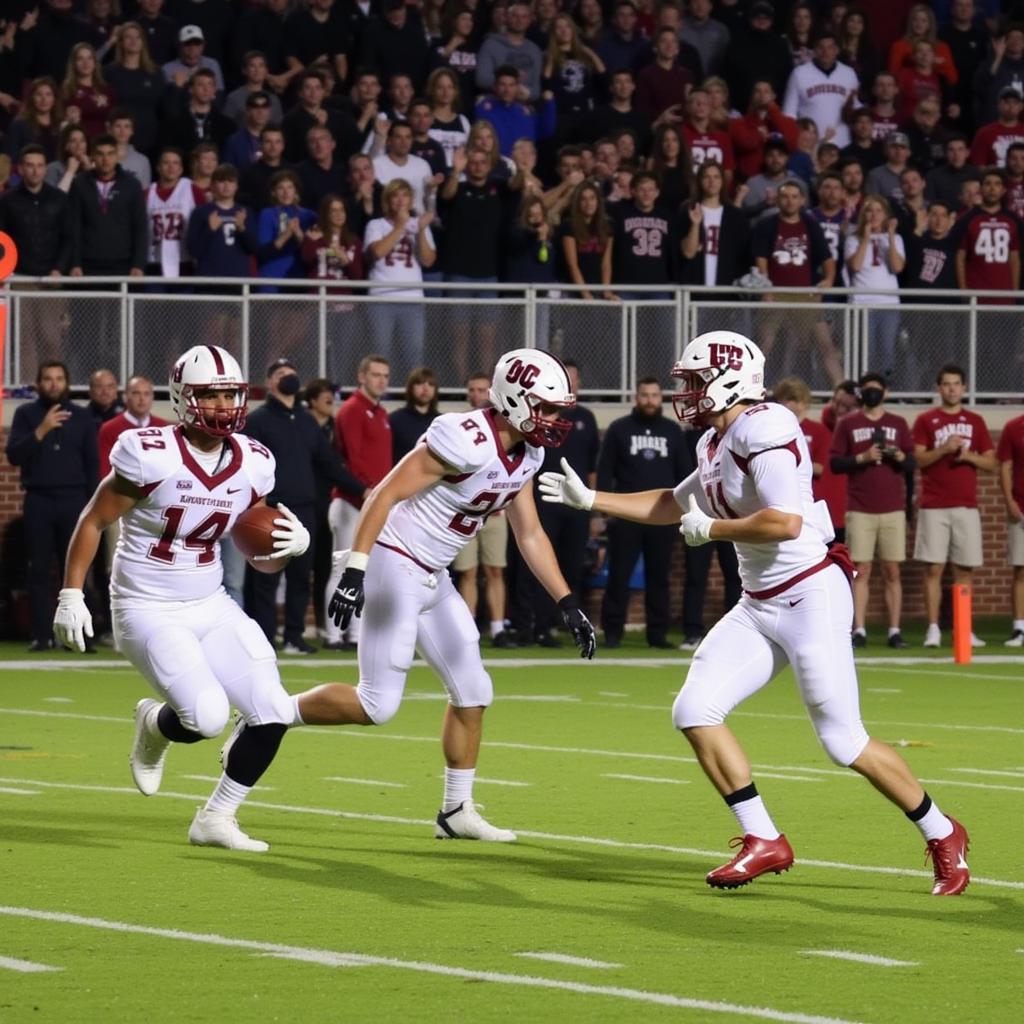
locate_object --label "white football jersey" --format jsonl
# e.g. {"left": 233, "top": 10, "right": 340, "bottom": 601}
{"left": 109, "top": 424, "right": 276, "bottom": 604}
{"left": 146, "top": 177, "right": 199, "bottom": 275}
{"left": 782, "top": 60, "right": 859, "bottom": 147}
{"left": 378, "top": 407, "right": 544, "bottom": 569}
{"left": 674, "top": 403, "right": 834, "bottom": 592}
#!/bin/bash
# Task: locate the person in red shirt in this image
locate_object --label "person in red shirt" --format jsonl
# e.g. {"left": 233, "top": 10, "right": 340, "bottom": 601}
{"left": 1006, "top": 142, "right": 1024, "bottom": 219}
{"left": 818, "top": 381, "right": 859, "bottom": 541}
{"left": 895, "top": 40, "right": 949, "bottom": 125}
{"left": 323, "top": 354, "right": 391, "bottom": 649}
{"left": 681, "top": 87, "right": 735, "bottom": 188}
{"left": 955, "top": 168, "right": 1022, "bottom": 302}
{"left": 300, "top": 193, "right": 365, "bottom": 289}
{"left": 997, "top": 411, "right": 1024, "bottom": 645}
{"left": 913, "top": 364, "right": 997, "bottom": 648}
{"left": 729, "top": 80, "right": 799, "bottom": 182}
{"left": 636, "top": 28, "right": 695, "bottom": 121}
{"left": 970, "top": 87, "right": 1024, "bottom": 168}
{"left": 830, "top": 372, "right": 915, "bottom": 648}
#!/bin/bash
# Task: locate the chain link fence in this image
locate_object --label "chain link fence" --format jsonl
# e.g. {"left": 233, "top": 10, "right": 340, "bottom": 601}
{"left": 4, "top": 280, "right": 1020, "bottom": 400}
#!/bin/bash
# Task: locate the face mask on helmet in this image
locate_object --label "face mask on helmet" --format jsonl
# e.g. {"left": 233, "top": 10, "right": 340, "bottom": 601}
{"left": 671, "top": 366, "right": 721, "bottom": 424}
{"left": 489, "top": 351, "right": 576, "bottom": 447}
{"left": 170, "top": 346, "right": 249, "bottom": 437}
{"left": 182, "top": 384, "right": 249, "bottom": 436}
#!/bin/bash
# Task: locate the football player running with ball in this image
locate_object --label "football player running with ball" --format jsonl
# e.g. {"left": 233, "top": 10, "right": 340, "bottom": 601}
{"left": 540, "top": 332, "right": 970, "bottom": 895}
{"left": 54, "top": 346, "right": 310, "bottom": 853}
{"left": 286, "top": 349, "right": 596, "bottom": 842}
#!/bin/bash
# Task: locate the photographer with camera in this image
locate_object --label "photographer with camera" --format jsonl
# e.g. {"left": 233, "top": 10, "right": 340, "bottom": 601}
{"left": 830, "top": 372, "right": 915, "bottom": 649}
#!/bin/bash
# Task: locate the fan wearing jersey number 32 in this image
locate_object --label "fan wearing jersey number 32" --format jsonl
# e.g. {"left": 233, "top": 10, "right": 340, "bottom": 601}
{"left": 53, "top": 345, "right": 310, "bottom": 853}
{"left": 539, "top": 331, "right": 971, "bottom": 895}
{"left": 287, "top": 349, "right": 596, "bottom": 842}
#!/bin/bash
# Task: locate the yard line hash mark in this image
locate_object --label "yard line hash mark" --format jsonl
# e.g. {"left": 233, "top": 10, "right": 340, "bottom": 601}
{"left": 323, "top": 776, "right": 408, "bottom": 788}
{"left": 514, "top": 952, "right": 623, "bottom": 969}
{"left": 801, "top": 951, "right": 919, "bottom": 968}
{"left": 0, "top": 954, "right": 63, "bottom": 973}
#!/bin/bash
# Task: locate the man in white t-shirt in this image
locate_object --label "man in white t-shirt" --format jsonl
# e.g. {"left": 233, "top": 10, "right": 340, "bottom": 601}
{"left": 539, "top": 331, "right": 970, "bottom": 897}
{"left": 372, "top": 122, "right": 435, "bottom": 213}
{"left": 783, "top": 32, "right": 859, "bottom": 148}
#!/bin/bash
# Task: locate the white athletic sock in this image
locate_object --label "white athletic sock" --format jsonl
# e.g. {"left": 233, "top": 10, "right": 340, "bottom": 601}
{"left": 204, "top": 773, "right": 252, "bottom": 815}
{"left": 290, "top": 695, "right": 305, "bottom": 726}
{"left": 907, "top": 794, "right": 953, "bottom": 841}
{"left": 1013, "top": 619, "right": 1024, "bottom": 632}
{"left": 853, "top": 626, "right": 866, "bottom": 637}
{"left": 443, "top": 767, "right": 475, "bottom": 811}
{"left": 888, "top": 626, "right": 901, "bottom": 638}
{"left": 489, "top": 620, "right": 503, "bottom": 638}
{"left": 729, "top": 794, "right": 781, "bottom": 840}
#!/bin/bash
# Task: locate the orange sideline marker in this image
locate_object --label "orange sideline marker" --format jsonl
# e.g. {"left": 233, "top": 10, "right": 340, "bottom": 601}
{"left": 952, "top": 583, "right": 972, "bottom": 665}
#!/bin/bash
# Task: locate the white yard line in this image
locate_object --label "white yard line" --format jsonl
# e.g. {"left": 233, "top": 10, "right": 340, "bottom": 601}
{"left": 0, "top": 954, "right": 62, "bottom": 972}
{"left": 323, "top": 776, "right": 407, "bottom": 788}
{"left": 603, "top": 774, "right": 690, "bottom": 785}
{"left": 0, "top": 787, "right": 40, "bottom": 795}
{"left": 2, "top": 776, "right": 1021, "bottom": 891}
{"left": 179, "top": 775, "right": 274, "bottom": 791}
{"left": 514, "top": 952, "right": 623, "bottom": 969}
{"left": 865, "top": 689, "right": 901, "bottom": 694}
{"left": 42, "top": 697, "right": 74, "bottom": 703}
{"left": 598, "top": 692, "right": 630, "bottom": 697}
{"left": 800, "top": 951, "right": 918, "bottom": 968}
{"left": 0, "top": 905, "right": 867, "bottom": 1024}
{"left": 473, "top": 777, "right": 532, "bottom": 787}
{"left": 950, "top": 768, "right": 1024, "bottom": 778}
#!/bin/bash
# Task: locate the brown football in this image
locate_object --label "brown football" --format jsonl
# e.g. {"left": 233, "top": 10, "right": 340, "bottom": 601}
{"left": 232, "top": 505, "right": 288, "bottom": 574}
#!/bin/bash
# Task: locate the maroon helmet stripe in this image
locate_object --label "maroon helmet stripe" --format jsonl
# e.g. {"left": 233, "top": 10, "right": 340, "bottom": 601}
{"left": 207, "top": 345, "right": 225, "bottom": 375}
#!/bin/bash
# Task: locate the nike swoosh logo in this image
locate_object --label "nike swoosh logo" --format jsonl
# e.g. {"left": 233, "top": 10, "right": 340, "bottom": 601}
{"left": 789, "top": 598, "right": 804, "bottom": 607}
{"left": 957, "top": 850, "right": 969, "bottom": 870}
{"left": 733, "top": 854, "right": 755, "bottom": 873}
{"left": 227, "top": 488, "right": 242, "bottom": 494}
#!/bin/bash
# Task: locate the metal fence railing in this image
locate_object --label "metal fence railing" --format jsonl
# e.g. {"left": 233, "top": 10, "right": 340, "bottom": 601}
{"left": 3, "top": 278, "right": 1022, "bottom": 401}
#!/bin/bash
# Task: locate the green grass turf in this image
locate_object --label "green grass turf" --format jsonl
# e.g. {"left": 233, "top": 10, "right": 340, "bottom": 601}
{"left": 0, "top": 643, "right": 1021, "bottom": 1023}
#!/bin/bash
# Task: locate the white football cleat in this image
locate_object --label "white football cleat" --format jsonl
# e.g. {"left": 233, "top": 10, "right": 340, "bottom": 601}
{"left": 923, "top": 624, "right": 942, "bottom": 648}
{"left": 970, "top": 633, "right": 986, "bottom": 648}
{"left": 220, "top": 712, "right": 245, "bottom": 771}
{"left": 435, "top": 800, "right": 517, "bottom": 842}
{"left": 1004, "top": 629, "right": 1024, "bottom": 648}
{"left": 188, "top": 808, "right": 269, "bottom": 852}
{"left": 130, "top": 698, "right": 170, "bottom": 796}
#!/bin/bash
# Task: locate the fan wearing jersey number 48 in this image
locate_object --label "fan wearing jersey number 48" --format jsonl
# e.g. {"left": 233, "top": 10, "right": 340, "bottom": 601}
{"left": 289, "top": 349, "right": 596, "bottom": 844}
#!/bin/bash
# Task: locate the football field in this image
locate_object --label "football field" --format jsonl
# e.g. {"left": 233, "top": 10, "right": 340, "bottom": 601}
{"left": 0, "top": 635, "right": 1021, "bottom": 1024}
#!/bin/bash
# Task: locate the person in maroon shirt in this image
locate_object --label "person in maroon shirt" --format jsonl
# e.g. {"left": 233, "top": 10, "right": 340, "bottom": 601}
{"left": 300, "top": 193, "right": 365, "bottom": 289}
{"left": 997, "top": 411, "right": 1024, "bottom": 646}
{"left": 912, "top": 364, "right": 997, "bottom": 649}
{"left": 681, "top": 87, "right": 735, "bottom": 187}
{"left": 731, "top": 79, "right": 800, "bottom": 182}
{"left": 635, "top": 27, "right": 694, "bottom": 121}
{"left": 969, "top": 87, "right": 1024, "bottom": 168}
{"left": 830, "top": 372, "right": 915, "bottom": 648}
{"left": 955, "top": 169, "right": 1022, "bottom": 302}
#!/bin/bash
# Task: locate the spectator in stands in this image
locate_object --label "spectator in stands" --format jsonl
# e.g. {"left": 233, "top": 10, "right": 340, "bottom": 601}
{"left": 230, "top": 0, "right": 295, "bottom": 97}
{"left": 888, "top": 5, "right": 958, "bottom": 84}
{"left": 347, "top": 68, "right": 385, "bottom": 143}
{"left": 682, "top": 0, "right": 729, "bottom": 76}
{"left": 997, "top": 404, "right": 1024, "bottom": 646}
{"left": 161, "top": 69, "right": 234, "bottom": 156}
{"left": 0, "top": 146, "right": 71, "bottom": 277}
{"left": 868, "top": 71, "right": 901, "bottom": 141}
{"left": 187, "top": 164, "right": 259, "bottom": 283}
{"left": 389, "top": 366, "right": 439, "bottom": 462}
{"left": 46, "top": 126, "right": 92, "bottom": 192}
{"left": 474, "top": 64, "right": 553, "bottom": 156}
{"left": 971, "top": 87, "right": 1024, "bottom": 168}
{"left": 424, "top": 68, "right": 471, "bottom": 166}
{"left": 840, "top": 155, "right": 866, "bottom": 217}
{"left": 302, "top": 377, "right": 339, "bottom": 634}
{"left": 784, "top": 2, "right": 815, "bottom": 69}
{"left": 904, "top": 198, "right": 958, "bottom": 287}
{"left": 681, "top": 87, "right": 735, "bottom": 185}
{"left": 222, "top": 91, "right": 273, "bottom": 171}
{"left": 5, "top": 360, "right": 98, "bottom": 652}
{"left": 282, "top": 69, "right": 362, "bottom": 164}
{"left": 611, "top": 171, "right": 677, "bottom": 299}
{"left": 841, "top": 108, "right": 886, "bottom": 172}
{"left": 956, "top": 169, "right": 1021, "bottom": 301}
{"left": 731, "top": 79, "right": 800, "bottom": 182}
{"left": 838, "top": 5, "right": 882, "bottom": 90}
{"left": 223, "top": 51, "right": 284, "bottom": 127}
{"left": 430, "top": 8, "right": 479, "bottom": 113}
{"left": 575, "top": 0, "right": 605, "bottom": 46}
{"left": 104, "top": 22, "right": 166, "bottom": 159}
{"left": 4, "top": 77, "right": 62, "bottom": 163}
{"left": 189, "top": 141, "right": 218, "bottom": 200}
{"left": 1007, "top": 142, "right": 1024, "bottom": 218}
{"left": 544, "top": 13, "right": 605, "bottom": 143}
{"left": 163, "top": 24, "right": 225, "bottom": 92}
{"left": 941, "top": 0, "right": 988, "bottom": 135}
{"left": 175, "top": 0, "right": 233, "bottom": 67}
{"left": 865, "top": 131, "right": 912, "bottom": 202}
{"left": 301, "top": 193, "right": 365, "bottom": 287}
{"left": 783, "top": 31, "right": 860, "bottom": 148}
{"left": 636, "top": 27, "right": 695, "bottom": 121}
{"left": 646, "top": 124, "right": 694, "bottom": 212}
{"left": 382, "top": 73, "right": 415, "bottom": 123}
{"left": 361, "top": 0, "right": 429, "bottom": 90}
{"left": 96, "top": 374, "right": 165, "bottom": 479}
{"left": 86, "top": 369, "right": 122, "bottom": 427}
{"left": 817, "top": 379, "right": 858, "bottom": 543}
{"left": 256, "top": 170, "right": 316, "bottom": 285}
{"left": 895, "top": 40, "right": 954, "bottom": 125}
{"left": 586, "top": 69, "right": 654, "bottom": 158}
{"left": 106, "top": 109, "right": 151, "bottom": 189}
{"left": 373, "top": 121, "right": 434, "bottom": 213}
{"left": 60, "top": 43, "right": 115, "bottom": 143}
{"left": 134, "top": 0, "right": 179, "bottom": 67}
{"left": 476, "top": 1, "right": 543, "bottom": 101}
{"left": 407, "top": 99, "right": 447, "bottom": 178}
{"left": 906, "top": 97, "right": 949, "bottom": 174}
{"left": 505, "top": 194, "right": 558, "bottom": 300}
{"left": 913, "top": 364, "right": 996, "bottom": 649}
{"left": 893, "top": 165, "right": 929, "bottom": 235}
{"left": 973, "top": 23, "right": 1024, "bottom": 126}
{"left": 365, "top": 178, "right": 436, "bottom": 364}
{"left": 724, "top": 0, "right": 793, "bottom": 107}
{"left": 323, "top": 354, "right": 391, "bottom": 649}
{"left": 830, "top": 371, "right": 914, "bottom": 648}
{"left": 559, "top": 181, "right": 616, "bottom": 300}
{"left": 22, "top": 2, "right": 98, "bottom": 82}
{"left": 740, "top": 140, "right": 805, "bottom": 222}
{"left": 295, "top": 125, "right": 348, "bottom": 211}
{"left": 145, "top": 147, "right": 206, "bottom": 279}
{"left": 597, "top": 376, "right": 691, "bottom": 649}
{"left": 284, "top": 0, "right": 352, "bottom": 87}
{"left": 449, "top": 371, "right": 517, "bottom": 648}
{"left": 345, "top": 152, "right": 384, "bottom": 237}
{"left": 596, "top": 1, "right": 648, "bottom": 74}
{"left": 925, "top": 133, "right": 977, "bottom": 205}
{"left": 238, "top": 124, "right": 285, "bottom": 210}
{"left": 68, "top": 134, "right": 146, "bottom": 277}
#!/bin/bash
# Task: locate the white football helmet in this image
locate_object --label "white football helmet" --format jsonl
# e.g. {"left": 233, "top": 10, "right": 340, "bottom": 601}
{"left": 671, "top": 331, "right": 766, "bottom": 424}
{"left": 489, "top": 348, "right": 576, "bottom": 447}
{"left": 169, "top": 345, "right": 248, "bottom": 436}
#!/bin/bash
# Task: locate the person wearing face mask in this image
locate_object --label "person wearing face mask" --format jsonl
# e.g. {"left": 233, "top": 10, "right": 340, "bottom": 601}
{"left": 829, "top": 372, "right": 915, "bottom": 649}
{"left": 242, "top": 358, "right": 366, "bottom": 654}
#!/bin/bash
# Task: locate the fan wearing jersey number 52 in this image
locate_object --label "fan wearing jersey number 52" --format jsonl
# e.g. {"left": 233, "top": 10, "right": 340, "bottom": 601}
{"left": 288, "top": 349, "right": 596, "bottom": 844}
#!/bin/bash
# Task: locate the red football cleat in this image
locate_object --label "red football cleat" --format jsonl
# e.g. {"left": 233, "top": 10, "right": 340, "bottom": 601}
{"left": 706, "top": 833, "right": 795, "bottom": 889}
{"left": 926, "top": 817, "right": 970, "bottom": 896}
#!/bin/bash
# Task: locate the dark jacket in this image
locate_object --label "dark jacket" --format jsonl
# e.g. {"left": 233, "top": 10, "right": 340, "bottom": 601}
{"left": 359, "top": 14, "right": 429, "bottom": 91}
{"left": 679, "top": 204, "right": 751, "bottom": 288}
{"left": 389, "top": 405, "right": 438, "bottom": 463}
{"left": 597, "top": 408, "right": 690, "bottom": 494}
{"left": 6, "top": 398, "right": 98, "bottom": 493}
{"left": 0, "top": 182, "right": 72, "bottom": 275}
{"left": 159, "top": 105, "right": 236, "bottom": 156}
{"left": 243, "top": 395, "right": 364, "bottom": 508}
{"left": 68, "top": 168, "right": 148, "bottom": 273}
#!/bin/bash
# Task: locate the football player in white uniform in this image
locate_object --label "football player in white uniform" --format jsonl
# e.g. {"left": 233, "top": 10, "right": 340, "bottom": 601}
{"left": 53, "top": 345, "right": 310, "bottom": 853}
{"left": 283, "top": 349, "right": 596, "bottom": 842}
{"left": 540, "top": 332, "right": 970, "bottom": 896}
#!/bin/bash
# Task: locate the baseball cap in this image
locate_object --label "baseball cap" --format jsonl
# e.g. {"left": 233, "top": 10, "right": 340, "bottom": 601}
{"left": 887, "top": 131, "right": 910, "bottom": 147}
{"left": 246, "top": 90, "right": 272, "bottom": 109}
{"left": 179, "top": 24, "right": 204, "bottom": 44}
{"left": 999, "top": 85, "right": 1023, "bottom": 100}
{"left": 267, "top": 357, "right": 297, "bottom": 377}
{"left": 749, "top": 1, "right": 774, "bottom": 18}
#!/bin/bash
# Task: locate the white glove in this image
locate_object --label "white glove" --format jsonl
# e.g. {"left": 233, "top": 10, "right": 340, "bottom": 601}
{"left": 252, "top": 503, "right": 310, "bottom": 561}
{"left": 53, "top": 588, "right": 93, "bottom": 652}
{"left": 679, "top": 494, "right": 714, "bottom": 546}
{"left": 538, "top": 457, "right": 595, "bottom": 511}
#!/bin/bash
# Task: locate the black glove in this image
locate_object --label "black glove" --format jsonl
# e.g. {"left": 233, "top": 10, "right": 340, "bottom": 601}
{"left": 559, "top": 595, "right": 596, "bottom": 660}
{"left": 329, "top": 567, "right": 365, "bottom": 631}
